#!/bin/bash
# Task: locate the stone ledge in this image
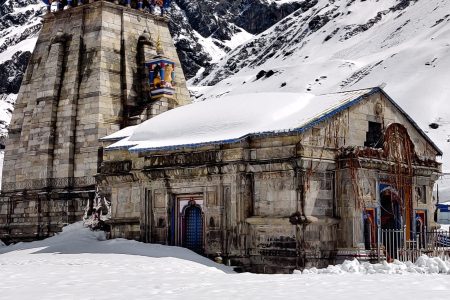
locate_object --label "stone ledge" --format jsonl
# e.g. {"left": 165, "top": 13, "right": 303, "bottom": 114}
{"left": 246, "top": 216, "right": 340, "bottom": 226}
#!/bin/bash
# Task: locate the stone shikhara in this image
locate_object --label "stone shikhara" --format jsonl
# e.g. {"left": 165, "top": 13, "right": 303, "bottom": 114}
{"left": 0, "top": 1, "right": 189, "bottom": 242}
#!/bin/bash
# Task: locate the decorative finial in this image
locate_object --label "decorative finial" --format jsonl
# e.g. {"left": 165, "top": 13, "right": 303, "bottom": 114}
{"left": 156, "top": 34, "right": 164, "bottom": 55}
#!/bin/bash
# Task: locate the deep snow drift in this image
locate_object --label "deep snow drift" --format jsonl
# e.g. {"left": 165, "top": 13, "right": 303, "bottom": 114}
{"left": 1, "top": 223, "right": 450, "bottom": 299}
{"left": 0, "top": 222, "right": 232, "bottom": 272}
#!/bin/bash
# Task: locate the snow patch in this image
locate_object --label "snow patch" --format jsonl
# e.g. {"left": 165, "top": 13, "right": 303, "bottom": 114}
{"left": 0, "top": 221, "right": 233, "bottom": 273}
{"left": 299, "top": 256, "right": 450, "bottom": 275}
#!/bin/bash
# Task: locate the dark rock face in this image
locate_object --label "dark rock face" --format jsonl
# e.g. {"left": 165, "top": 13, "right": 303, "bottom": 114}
{"left": 0, "top": 0, "right": 305, "bottom": 94}
{"left": 169, "top": 0, "right": 305, "bottom": 78}
{"left": 0, "top": 0, "right": 44, "bottom": 95}
{"left": 308, "top": 14, "right": 330, "bottom": 32}
{"left": 0, "top": 51, "right": 31, "bottom": 95}
{"left": 168, "top": 3, "right": 213, "bottom": 79}
{"left": 174, "top": 0, "right": 302, "bottom": 40}
{"left": 235, "top": 0, "right": 314, "bottom": 35}
{"left": 0, "top": 0, "right": 42, "bottom": 30}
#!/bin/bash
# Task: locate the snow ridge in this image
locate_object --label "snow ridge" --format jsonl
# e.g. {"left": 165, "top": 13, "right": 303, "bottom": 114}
{"left": 299, "top": 256, "right": 450, "bottom": 275}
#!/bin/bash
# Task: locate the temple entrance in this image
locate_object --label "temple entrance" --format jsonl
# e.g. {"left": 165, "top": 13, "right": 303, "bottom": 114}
{"left": 183, "top": 202, "right": 203, "bottom": 252}
{"left": 380, "top": 185, "right": 402, "bottom": 230}
{"left": 379, "top": 184, "right": 403, "bottom": 260}
{"left": 174, "top": 195, "right": 204, "bottom": 253}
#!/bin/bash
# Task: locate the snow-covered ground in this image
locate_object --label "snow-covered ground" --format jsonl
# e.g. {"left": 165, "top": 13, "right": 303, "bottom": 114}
{"left": 1, "top": 223, "right": 450, "bottom": 299}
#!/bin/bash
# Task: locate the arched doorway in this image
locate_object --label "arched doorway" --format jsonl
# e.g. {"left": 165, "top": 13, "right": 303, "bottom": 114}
{"left": 380, "top": 186, "right": 402, "bottom": 230}
{"left": 379, "top": 184, "right": 403, "bottom": 260}
{"left": 181, "top": 200, "right": 203, "bottom": 252}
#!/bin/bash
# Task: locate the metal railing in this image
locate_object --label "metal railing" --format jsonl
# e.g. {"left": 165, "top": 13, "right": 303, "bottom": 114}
{"left": 381, "top": 228, "right": 406, "bottom": 260}
{"left": 380, "top": 226, "right": 450, "bottom": 262}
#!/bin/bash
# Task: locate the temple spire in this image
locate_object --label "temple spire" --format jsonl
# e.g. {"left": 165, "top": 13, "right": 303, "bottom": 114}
{"left": 156, "top": 34, "right": 164, "bottom": 55}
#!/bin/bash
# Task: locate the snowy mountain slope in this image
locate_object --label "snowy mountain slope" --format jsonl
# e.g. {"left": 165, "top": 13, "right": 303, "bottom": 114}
{"left": 192, "top": 0, "right": 450, "bottom": 196}
{"left": 0, "top": 0, "right": 44, "bottom": 134}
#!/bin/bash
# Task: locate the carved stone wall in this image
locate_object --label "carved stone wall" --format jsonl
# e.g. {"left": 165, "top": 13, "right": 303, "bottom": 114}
{"left": 0, "top": 1, "right": 190, "bottom": 242}
{"left": 99, "top": 141, "right": 340, "bottom": 273}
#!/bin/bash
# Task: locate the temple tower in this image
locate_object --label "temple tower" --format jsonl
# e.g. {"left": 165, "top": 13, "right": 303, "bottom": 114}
{"left": 0, "top": 0, "right": 190, "bottom": 242}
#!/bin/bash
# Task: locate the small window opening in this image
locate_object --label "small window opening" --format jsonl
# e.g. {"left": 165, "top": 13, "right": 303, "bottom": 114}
{"left": 364, "top": 121, "right": 383, "bottom": 148}
{"left": 320, "top": 172, "right": 333, "bottom": 191}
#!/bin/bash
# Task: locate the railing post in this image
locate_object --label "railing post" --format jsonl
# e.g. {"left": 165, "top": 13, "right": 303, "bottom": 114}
{"left": 424, "top": 225, "right": 427, "bottom": 250}
{"left": 377, "top": 224, "right": 381, "bottom": 262}
{"left": 403, "top": 225, "right": 407, "bottom": 261}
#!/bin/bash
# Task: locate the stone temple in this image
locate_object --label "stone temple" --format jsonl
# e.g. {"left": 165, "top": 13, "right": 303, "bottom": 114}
{"left": 0, "top": 0, "right": 443, "bottom": 274}
{"left": 0, "top": 0, "right": 190, "bottom": 242}
{"left": 99, "top": 87, "right": 442, "bottom": 273}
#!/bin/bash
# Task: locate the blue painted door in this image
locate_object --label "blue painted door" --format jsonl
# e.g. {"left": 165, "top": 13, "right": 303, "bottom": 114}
{"left": 183, "top": 205, "right": 203, "bottom": 252}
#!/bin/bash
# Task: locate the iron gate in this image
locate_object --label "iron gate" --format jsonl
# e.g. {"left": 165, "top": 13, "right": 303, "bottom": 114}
{"left": 380, "top": 226, "right": 450, "bottom": 262}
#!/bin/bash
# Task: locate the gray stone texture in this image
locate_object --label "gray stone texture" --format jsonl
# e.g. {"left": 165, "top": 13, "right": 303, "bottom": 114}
{"left": 0, "top": 1, "right": 190, "bottom": 242}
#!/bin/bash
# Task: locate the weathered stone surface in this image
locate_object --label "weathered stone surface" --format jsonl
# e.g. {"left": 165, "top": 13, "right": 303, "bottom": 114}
{"left": 0, "top": 1, "right": 190, "bottom": 242}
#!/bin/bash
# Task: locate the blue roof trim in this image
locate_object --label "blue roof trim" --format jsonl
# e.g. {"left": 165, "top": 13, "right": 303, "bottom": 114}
{"left": 100, "top": 136, "right": 128, "bottom": 142}
{"left": 127, "top": 88, "right": 379, "bottom": 153}
{"left": 106, "top": 143, "right": 139, "bottom": 151}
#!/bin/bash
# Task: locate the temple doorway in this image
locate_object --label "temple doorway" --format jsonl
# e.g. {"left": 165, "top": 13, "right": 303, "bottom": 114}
{"left": 380, "top": 185, "right": 402, "bottom": 230}
{"left": 174, "top": 195, "right": 204, "bottom": 253}
{"left": 379, "top": 184, "right": 403, "bottom": 260}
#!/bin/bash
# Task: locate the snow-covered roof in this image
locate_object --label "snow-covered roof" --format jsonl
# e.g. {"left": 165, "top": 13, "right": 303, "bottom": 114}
{"left": 104, "top": 87, "right": 442, "bottom": 154}
{"left": 101, "top": 125, "right": 137, "bottom": 142}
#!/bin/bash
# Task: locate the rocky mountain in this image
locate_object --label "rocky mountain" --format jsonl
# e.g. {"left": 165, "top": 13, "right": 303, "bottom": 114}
{"left": 191, "top": 0, "right": 450, "bottom": 196}
{"left": 169, "top": 0, "right": 305, "bottom": 78}
{"left": 0, "top": 0, "right": 43, "bottom": 133}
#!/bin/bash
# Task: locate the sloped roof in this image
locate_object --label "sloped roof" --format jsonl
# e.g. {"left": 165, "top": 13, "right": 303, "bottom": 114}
{"left": 104, "top": 87, "right": 442, "bottom": 155}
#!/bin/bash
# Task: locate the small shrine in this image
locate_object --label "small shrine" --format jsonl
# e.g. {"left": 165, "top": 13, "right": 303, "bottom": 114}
{"left": 146, "top": 57, "right": 176, "bottom": 99}
{"left": 146, "top": 37, "right": 176, "bottom": 100}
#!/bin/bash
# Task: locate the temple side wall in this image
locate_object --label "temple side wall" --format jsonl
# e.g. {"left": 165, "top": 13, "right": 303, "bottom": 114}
{"left": 99, "top": 138, "right": 340, "bottom": 273}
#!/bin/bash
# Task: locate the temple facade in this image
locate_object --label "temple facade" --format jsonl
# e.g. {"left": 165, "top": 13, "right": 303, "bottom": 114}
{"left": 0, "top": 0, "right": 190, "bottom": 242}
{"left": 98, "top": 88, "right": 442, "bottom": 273}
